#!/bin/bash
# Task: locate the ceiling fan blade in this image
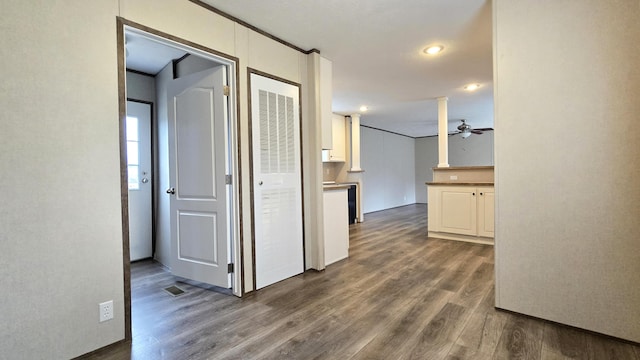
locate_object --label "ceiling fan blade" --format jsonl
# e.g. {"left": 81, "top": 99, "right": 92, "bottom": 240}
{"left": 471, "top": 130, "right": 484, "bottom": 134}
{"left": 474, "top": 128, "right": 493, "bottom": 131}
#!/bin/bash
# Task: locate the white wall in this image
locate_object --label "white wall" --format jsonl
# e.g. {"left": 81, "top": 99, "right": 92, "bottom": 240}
{"left": 494, "top": 0, "right": 640, "bottom": 342}
{"left": 361, "top": 127, "right": 415, "bottom": 213}
{"left": 414, "top": 137, "right": 438, "bottom": 203}
{"left": 448, "top": 130, "right": 494, "bottom": 166}
{"left": 126, "top": 71, "right": 156, "bottom": 102}
{"left": 0, "top": 0, "right": 325, "bottom": 357}
{"left": 1, "top": 1, "right": 123, "bottom": 359}
{"left": 175, "top": 54, "right": 218, "bottom": 78}
{"left": 415, "top": 131, "right": 494, "bottom": 203}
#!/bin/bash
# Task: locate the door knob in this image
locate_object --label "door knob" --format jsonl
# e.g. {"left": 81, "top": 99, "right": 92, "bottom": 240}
{"left": 141, "top": 178, "right": 149, "bottom": 184}
{"left": 166, "top": 187, "right": 176, "bottom": 195}
{"left": 258, "top": 181, "right": 263, "bottom": 186}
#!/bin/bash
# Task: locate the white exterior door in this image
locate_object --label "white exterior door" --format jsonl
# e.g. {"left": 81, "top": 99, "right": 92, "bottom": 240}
{"left": 250, "top": 73, "right": 304, "bottom": 289}
{"left": 126, "top": 100, "right": 153, "bottom": 261}
{"left": 167, "top": 66, "right": 230, "bottom": 288}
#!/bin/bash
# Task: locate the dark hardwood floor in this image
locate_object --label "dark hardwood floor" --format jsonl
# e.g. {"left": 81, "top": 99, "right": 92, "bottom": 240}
{"left": 88, "top": 204, "right": 639, "bottom": 359}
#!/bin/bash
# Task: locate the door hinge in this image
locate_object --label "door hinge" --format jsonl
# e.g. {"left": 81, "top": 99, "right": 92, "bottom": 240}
{"left": 227, "top": 263, "right": 234, "bottom": 273}
{"left": 225, "top": 174, "right": 232, "bottom": 185}
{"left": 223, "top": 85, "right": 230, "bottom": 96}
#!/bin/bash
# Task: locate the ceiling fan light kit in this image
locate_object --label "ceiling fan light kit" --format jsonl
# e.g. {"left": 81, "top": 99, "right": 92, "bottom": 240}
{"left": 453, "top": 119, "right": 489, "bottom": 138}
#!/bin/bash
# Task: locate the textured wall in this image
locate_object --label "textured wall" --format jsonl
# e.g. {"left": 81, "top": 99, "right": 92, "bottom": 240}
{"left": 494, "top": 0, "right": 640, "bottom": 342}
{"left": 0, "top": 1, "right": 124, "bottom": 358}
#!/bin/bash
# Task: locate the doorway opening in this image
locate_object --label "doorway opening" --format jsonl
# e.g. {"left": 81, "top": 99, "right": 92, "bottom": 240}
{"left": 117, "top": 18, "right": 242, "bottom": 340}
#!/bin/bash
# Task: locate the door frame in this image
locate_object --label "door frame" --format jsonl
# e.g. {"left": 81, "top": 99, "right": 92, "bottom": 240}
{"left": 116, "top": 17, "right": 243, "bottom": 340}
{"left": 247, "top": 68, "right": 306, "bottom": 289}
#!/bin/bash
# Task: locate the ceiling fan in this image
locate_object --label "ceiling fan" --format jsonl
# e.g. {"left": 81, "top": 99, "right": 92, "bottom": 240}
{"left": 450, "top": 119, "right": 492, "bottom": 138}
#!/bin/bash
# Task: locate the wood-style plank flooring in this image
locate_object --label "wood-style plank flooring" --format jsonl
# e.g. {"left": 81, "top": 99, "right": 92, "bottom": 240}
{"left": 88, "top": 204, "right": 639, "bottom": 359}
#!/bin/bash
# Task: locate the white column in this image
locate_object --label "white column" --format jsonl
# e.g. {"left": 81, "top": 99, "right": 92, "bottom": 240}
{"left": 437, "top": 96, "right": 449, "bottom": 168}
{"left": 350, "top": 113, "right": 362, "bottom": 171}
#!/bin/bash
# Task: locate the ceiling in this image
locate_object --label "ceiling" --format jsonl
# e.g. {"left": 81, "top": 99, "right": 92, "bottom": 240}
{"left": 125, "top": 31, "right": 187, "bottom": 74}
{"left": 126, "top": 0, "right": 494, "bottom": 137}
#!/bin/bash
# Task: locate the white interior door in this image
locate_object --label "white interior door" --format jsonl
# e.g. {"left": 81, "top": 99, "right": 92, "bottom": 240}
{"left": 250, "top": 73, "right": 304, "bottom": 289}
{"left": 167, "top": 66, "right": 230, "bottom": 288}
{"left": 126, "top": 100, "right": 153, "bottom": 261}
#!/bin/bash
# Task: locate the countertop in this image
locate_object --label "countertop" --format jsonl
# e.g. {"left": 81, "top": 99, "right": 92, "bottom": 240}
{"left": 323, "top": 184, "right": 352, "bottom": 190}
{"left": 323, "top": 181, "right": 358, "bottom": 190}
{"left": 431, "top": 166, "right": 494, "bottom": 171}
{"left": 426, "top": 182, "right": 494, "bottom": 186}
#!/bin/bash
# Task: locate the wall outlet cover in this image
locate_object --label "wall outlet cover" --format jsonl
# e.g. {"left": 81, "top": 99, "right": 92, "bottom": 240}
{"left": 99, "top": 300, "right": 114, "bottom": 322}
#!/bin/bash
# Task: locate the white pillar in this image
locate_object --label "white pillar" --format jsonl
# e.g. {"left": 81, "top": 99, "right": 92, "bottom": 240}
{"left": 350, "top": 114, "right": 362, "bottom": 171}
{"left": 437, "top": 96, "right": 449, "bottom": 168}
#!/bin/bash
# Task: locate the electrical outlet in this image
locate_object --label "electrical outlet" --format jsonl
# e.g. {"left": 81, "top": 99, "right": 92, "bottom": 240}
{"left": 99, "top": 300, "right": 114, "bottom": 322}
{"left": 450, "top": 175, "right": 458, "bottom": 180}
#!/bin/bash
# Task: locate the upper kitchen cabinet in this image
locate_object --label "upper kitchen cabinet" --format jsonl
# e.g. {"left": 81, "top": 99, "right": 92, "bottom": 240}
{"left": 322, "top": 114, "right": 346, "bottom": 162}
{"left": 319, "top": 56, "right": 333, "bottom": 150}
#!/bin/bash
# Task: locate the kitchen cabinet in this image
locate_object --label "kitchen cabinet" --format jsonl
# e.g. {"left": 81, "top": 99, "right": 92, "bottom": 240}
{"left": 476, "top": 187, "right": 494, "bottom": 237}
{"left": 433, "top": 186, "right": 477, "bottom": 235}
{"left": 323, "top": 186, "right": 349, "bottom": 265}
{"left": 322, "top": 114, "right": 346, "bottom": 162}
{"left": 427, "top": 184, "right": 494, "bottom": 244}
{"left": 320, "top": 56, "right": 333, "bottom": 150}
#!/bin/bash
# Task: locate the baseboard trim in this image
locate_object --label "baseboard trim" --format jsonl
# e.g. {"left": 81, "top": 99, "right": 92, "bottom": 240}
{"left": 72, "top": 339, "right": 130, "bottom": 359}
{"left": 495, "top": 307, "right": 640, "bottom": 346}
{"left": 428, "top": 231, "right": 494, "bottom": 245}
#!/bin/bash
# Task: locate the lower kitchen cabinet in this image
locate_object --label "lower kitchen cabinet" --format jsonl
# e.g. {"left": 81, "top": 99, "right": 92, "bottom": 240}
{"left": 323, "top": 187, "right": 349, "bottom": 265}
{"left": 427, "top": 185, "right": 494, "bottom": 244}
{"left": 476, "top": 187, "right": 495, "bottom": 237}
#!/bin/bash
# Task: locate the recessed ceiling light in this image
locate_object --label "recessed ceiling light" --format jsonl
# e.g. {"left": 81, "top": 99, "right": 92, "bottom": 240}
{"left": 424, "top": 45, "right": 444, "bottom": 55}
{"left": 464, "top": 83, "right": 481, "bottom": 91}
{"left": 359, "top": 105, "right": 368, "bottom": 112}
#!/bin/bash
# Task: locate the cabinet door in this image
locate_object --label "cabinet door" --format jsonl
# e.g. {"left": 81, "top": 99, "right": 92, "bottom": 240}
{"left": 328, "top": 114, "right": 346, "bottom": 161}
{"left": 477, "top": 187, "right": 494, "bottom": 237}
{"left": 320, "top": 56, "right": 333, "bottom": 149}
{"left": 437, "top": 186, "right": 477, "bottom": 236}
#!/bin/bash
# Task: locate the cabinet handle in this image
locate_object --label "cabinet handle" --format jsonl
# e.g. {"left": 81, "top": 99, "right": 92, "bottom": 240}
{"left": 480, "top": 192, "right": 484, "bottom": 196}
{"left": 472, "top": 192, "right": 476, "bottom": 196}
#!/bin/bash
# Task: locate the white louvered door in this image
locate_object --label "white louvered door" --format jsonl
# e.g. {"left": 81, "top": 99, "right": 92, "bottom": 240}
{"left": 250, "top": 73, "right": 303, "bottom": 289}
